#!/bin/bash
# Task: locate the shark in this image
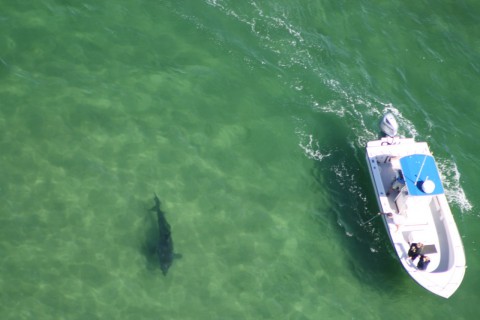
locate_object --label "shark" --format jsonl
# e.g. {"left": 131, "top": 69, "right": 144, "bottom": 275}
{"left": 150, "top": 194, "right": 181, "bottom": 275}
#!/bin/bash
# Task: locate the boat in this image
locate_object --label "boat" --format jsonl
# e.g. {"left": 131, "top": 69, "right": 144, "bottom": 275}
{"left": 365, "top": 113, "right": 466, "bottom": 298}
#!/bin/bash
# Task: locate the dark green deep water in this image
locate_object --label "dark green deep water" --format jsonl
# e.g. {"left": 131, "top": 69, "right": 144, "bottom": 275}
{"left": 1, "top": 1, "right": 479, "bottom": 319}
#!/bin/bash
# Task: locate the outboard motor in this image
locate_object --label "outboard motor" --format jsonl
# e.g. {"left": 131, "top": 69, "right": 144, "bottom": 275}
{"left": 379, "top": 112, "right": 399, "bottom": 137}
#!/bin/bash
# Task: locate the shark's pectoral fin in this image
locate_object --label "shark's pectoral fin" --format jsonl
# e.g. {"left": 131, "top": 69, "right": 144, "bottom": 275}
{"left": 174, "top": 253, "right": 183, "bottom": 259}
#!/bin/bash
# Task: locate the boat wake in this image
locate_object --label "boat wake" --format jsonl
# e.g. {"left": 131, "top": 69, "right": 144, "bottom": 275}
{"left": 437, "top": 158, "right": 473, "bottom": 213}
{"left": 187, "top": 1, "right": 473, "bottom": 216}
{"left": 296, "top": 129, "right": 331, "bottom": 161}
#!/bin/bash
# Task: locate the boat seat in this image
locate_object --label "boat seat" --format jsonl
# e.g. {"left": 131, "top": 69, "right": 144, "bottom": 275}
{"left": 422, "top": 244, "right": 437, "bottom": 254}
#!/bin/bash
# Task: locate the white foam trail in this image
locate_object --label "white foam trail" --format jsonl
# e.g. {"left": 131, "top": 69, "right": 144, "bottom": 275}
{"left": 296, "top": 130, "right": 331, "bottom": 161}
{"left": 437, "top": 158, "right": 473, "bottom": 213}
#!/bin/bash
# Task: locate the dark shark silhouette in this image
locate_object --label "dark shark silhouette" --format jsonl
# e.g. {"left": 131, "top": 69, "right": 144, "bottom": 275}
{"left": 150, "top": 194, "right": 181, "bottom": 275}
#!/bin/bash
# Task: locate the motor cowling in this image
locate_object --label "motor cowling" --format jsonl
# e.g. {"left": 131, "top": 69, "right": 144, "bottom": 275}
{"left": 379, "top": 112, "right": 399, "bottom": 137}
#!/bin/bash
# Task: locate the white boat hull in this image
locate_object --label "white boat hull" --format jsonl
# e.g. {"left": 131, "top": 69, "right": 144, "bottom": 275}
{"left": 365, "top": 136, "right": 466, "bottom": 298}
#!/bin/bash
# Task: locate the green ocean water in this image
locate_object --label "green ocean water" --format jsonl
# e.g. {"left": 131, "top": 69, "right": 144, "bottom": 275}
{"left": 1, "top": 1, "right": 479, "bottom": 319}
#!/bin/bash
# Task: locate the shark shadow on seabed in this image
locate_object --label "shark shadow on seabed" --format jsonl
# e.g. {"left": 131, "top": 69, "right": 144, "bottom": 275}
{"left": 143, "top": 194, "right": 182, "bottom": 275}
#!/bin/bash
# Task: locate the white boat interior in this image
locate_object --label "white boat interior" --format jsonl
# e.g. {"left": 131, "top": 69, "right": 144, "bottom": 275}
{"left": 366, "top": 134, "right": 466, "bottom": 299}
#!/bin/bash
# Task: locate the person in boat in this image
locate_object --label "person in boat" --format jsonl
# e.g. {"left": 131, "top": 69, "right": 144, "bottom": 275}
{"left": 387, "top": 172, "right": 405, "bottom": 195}
{"left": 386, "top": 212, "right": 405, "bottom": 232}
{"left": 408, "top": 242, "right": 424, "bottom": 260}
{"left": 417, "top": 255, "right": 430, "bottom": 270}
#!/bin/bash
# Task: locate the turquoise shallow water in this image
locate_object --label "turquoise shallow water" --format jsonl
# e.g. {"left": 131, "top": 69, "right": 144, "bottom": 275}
{"left": 1, "top": 1, "right": 479, "bottom": 319}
